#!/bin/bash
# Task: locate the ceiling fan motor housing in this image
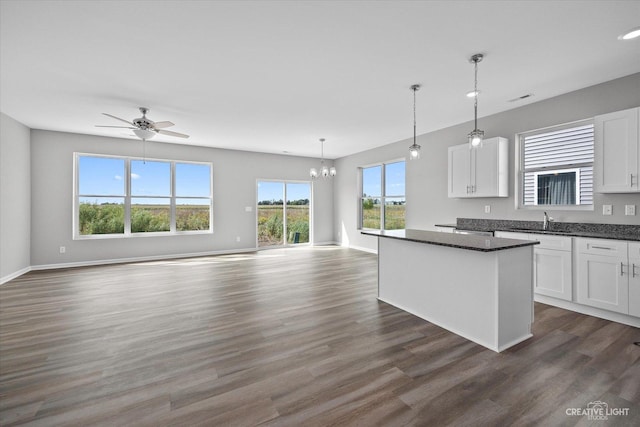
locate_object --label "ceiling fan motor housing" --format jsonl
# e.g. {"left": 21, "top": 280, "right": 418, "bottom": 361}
{"left": 133, "top": 117, "right": 154, "bottom": 130}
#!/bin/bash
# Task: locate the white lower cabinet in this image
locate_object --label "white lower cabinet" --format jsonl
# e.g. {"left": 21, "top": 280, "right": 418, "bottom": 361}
{"left": 629, "top": 242, "right": 640, "bottom": 317}
{"left": 576, "top": 239, "right": 631, "bottom": 315}
{"left": 495, "top": 231, "right": 572, "bottom": 301}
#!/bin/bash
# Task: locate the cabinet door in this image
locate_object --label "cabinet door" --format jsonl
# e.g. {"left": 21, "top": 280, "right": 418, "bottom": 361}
{"left": 473, "top": 137, "right": 508, "bottom": 197}
{"left": 534, "top": 248, "right": 572, "bottom": 301}
{"left": 629, "top": 242, "right": 640, "bottom": 317}
{"left": 448, "top": 144, "right": 471, "bottom": 198}
{"left": 577, "top": 252, "right": 629, "bottom": 314}
{"left": 594, "top": 107, "right": 639, "bottom": 193}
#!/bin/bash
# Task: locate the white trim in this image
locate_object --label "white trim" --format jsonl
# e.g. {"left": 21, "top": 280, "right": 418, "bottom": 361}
{"left": 313, "top": 241, "right": 340, "bottom": 246}
{"left": 535, "top": 294, "right": 640, "bottom": 328}
{"left": 347, "top": 244, "right": 378, "bottom": 254}
{"left": 30, "top": 248, "right": 258, "bottom": 272}
{"left": 1, "top": 266, "right": 32, "bottom": 285}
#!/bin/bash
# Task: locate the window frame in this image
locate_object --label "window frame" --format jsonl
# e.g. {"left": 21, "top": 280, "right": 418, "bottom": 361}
{"left": 358, "top": 159, "right": 406, "bottom": 231}
{"left": 73, "top": 153, "right": 213, "bottom": 239}
{"left": 515, "top": 119, "right": 594, "bottom": 211}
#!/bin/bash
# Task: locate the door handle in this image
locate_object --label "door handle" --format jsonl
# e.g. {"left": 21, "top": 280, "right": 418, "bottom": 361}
{"left": 621, "top": 262, "right": 625, "bottom": 276}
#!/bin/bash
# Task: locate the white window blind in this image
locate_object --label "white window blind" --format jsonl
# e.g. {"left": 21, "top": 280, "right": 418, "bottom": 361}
{"left": 522, "top": 123, "right": 594, "bottom": 206}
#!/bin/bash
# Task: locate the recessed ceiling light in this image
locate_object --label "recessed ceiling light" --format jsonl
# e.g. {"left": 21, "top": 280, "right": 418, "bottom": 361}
{"left": 466, "top": 90, "right": 480, "bottom": 98}
{"left": 618, "top": 26, "right": 640, "bottom": 40}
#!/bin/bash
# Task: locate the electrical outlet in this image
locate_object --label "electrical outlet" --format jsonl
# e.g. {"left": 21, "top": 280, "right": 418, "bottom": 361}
{"left": 602, "top": 205, "right": 612, "bottom": 215}
{"left": 484, "top": 205, "right": 491, "bottom": 214}
{"left": 236, "top": 236, "right": 241, "bottom": 242}
{"left": 245, "top": 206, "right": 252, "bottom": 212}
{"left": 625, "top": 205, "right": 636, "bottom": 216}
{"left": 59, "top": 246, "right": 66, "bottom": 254}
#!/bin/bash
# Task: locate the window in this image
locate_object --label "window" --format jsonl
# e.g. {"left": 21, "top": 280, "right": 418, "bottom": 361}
{"left": 359, "top": 160, "right": 405, "bottom": 230}
{"left": 518, "top": 121, "right": 593, "bottom": 208}
{"left": 75, "top": 154, "right": 212, "bottom": 238}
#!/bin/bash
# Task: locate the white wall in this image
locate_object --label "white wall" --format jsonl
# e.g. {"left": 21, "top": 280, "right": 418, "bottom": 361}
{"left": 29, "top": 130, "right": 334, "bottom": 267}
{"left": 335, "top": 73, "right": 640, "bottom": 252}
{"left": 0, "top": 113, "right": 31, "bottom": 282}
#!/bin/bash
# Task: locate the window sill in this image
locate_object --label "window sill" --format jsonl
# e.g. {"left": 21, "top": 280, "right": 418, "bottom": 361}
{"left": 74, "top": 230, "right": 213, "bottom": 240}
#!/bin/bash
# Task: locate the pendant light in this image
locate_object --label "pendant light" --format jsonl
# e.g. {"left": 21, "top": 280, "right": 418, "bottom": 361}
{"left": 310, "top": 138, "right": 336, "bottom": 180}
{"left": 409, "top": 84, "right": 421, "bottom": 160}
{"left": 468, "top": 53, "right": 484, "bottom": 149}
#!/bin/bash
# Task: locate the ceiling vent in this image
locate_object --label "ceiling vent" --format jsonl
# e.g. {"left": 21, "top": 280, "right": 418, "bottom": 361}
{"left": 508, "top": 93, "right": 535, "bottom": 103}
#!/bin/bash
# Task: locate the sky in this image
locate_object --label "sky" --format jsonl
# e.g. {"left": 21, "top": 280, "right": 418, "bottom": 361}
{"left": 79, "top": 156, "right": 404, "bottom": 205}
{"left": 362, "top": 161, "right": 405, "bottom": 199}
{"left": 258, "top": 181, "right": 310, "bottom": 203}
{"left": 78, "top": 156, "right": 211, "bottom": 204}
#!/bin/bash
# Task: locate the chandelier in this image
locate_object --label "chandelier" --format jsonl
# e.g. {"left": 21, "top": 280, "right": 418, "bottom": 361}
{"left": 309, "top": 138, "right": 336, "bottom": 179}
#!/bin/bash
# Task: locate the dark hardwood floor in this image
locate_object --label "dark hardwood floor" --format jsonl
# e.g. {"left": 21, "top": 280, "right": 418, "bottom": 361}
{"left": 1, "top": 246, "right": 639, "bottom": 426}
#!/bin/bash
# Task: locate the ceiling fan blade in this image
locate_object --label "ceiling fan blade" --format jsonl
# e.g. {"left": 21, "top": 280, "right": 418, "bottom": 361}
{"left": 157, "top": 129, "right": 190, "bottom": 138}
{"left": 102, "top": 113, "right": 134, "bottom": 125}
{"left": 152, "top": 121, "right": 174, "bottom": 129}
{"left": 95, "top": 125, "right": 137, "bottom": 129}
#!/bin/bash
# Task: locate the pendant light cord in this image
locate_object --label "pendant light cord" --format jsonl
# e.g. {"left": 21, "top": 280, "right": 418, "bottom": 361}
{"left": 413, "top": 87, "right": 417, "bottom": 145}
{"left": 473, "top": 59, "right": 479, "bottom": 130}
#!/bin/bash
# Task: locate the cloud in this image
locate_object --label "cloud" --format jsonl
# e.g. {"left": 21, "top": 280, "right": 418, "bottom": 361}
{"left": 114, "top": 175, "right": 122, "bottom": 180}
{"left": 131, "top": 173, "right": 141, "bottom": 179}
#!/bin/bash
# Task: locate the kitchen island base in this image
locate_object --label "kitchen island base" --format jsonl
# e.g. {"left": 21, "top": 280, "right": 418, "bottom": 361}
{"left": 377, "top": 236, "right": 534, "bottom": 352}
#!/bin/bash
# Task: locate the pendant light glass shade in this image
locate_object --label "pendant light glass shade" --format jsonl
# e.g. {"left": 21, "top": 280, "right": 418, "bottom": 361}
{"left": 409, "top": 84, "right": 421, "bottom": 160}
{"left": 467, "top": 54, "right": 484, "bottom": 149}
{"left": 310, "top": 138, "right": 336, "bottom": 180}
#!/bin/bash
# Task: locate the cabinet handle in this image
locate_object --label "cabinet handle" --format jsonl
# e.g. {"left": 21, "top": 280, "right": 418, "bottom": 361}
{"left": 634, "top": 263, "right": 638, "bottom": 278}
{"left": 466, "top": 185, "right": 469, "bottom": 194}
{"left": 621, "top": 262, "right": 625, "bottom": 276}
{"left": 591, "top": 246, "right": 613, "bottom": 250}
{"left": 631, "top": 174, "right": 636, "bottom": 187}
{"left": 472, "top": 185, "right": 476, "bottom": 193}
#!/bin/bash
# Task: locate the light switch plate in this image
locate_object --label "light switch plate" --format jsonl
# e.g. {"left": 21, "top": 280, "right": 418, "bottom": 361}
{"left": 602, "top": 205, "right": 612, "bottom": 215}
{"left": 625, "top": 205, "right": 636, "bottom": 216}
{"left": 484, "top": 205, "right": 491, "bottom": 213}
{"left": 245, "top": 206, "right": 252, "bottom": 212}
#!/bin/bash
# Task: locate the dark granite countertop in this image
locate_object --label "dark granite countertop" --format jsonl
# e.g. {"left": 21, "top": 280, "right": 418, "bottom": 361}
{"left": 454, "top": 218, "right": 640, "bottom": 242}
{"left": 361, "top": 229, "right": 538, "bottom": 252}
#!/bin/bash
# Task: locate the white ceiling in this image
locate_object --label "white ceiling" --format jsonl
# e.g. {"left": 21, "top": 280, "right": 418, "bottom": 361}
{"left": 1, "top": 1, "right": 639, "bottom": 159}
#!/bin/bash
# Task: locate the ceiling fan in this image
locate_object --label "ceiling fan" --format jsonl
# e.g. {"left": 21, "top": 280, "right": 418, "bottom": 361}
{"left": 96, "top": 107, "right": 189, "bottom": 140}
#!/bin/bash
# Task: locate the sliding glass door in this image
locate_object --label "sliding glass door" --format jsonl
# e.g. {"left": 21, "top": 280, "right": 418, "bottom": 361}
{"left": 257, "top": 181, "right": 311, "bottom": 248}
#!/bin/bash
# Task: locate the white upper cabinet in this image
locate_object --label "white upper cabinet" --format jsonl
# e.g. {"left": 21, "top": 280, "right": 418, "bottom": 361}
{"left": 594, "top": 107, "right": 640, "bottom": 193}
{"left": 448, "top": 137, "right": 508, "bottom": 198}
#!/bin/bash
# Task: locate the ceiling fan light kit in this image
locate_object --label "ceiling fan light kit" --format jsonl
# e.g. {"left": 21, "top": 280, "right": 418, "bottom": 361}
{"left": 96, "top": 107, "right": 189, "bottom": 141}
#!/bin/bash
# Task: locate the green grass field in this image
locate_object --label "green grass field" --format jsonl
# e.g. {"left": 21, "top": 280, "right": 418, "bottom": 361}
{"left": 258, "top": 205, "right": 309, "bottom": 247}
{"left": 362, "top": 203, "right": 405, "bottom": 230}
{"left": 79, "top": 203, "right": 210, "bottom": 234}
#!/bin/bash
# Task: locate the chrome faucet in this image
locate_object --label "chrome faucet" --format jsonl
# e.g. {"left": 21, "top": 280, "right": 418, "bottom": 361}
{"left": 543, "top": 212, "right": 553, "bottom": 230}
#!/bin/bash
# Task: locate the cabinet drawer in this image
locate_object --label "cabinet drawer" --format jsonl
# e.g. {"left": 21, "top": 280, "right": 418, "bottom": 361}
{"left": 528, "top": 234, "right": 572, "bottom": 251}
{"left": 576, "top": 238, "right": 628, "bottom": 257}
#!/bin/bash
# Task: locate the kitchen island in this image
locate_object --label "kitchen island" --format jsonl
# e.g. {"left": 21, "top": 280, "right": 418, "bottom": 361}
{"left": 362, "top": 229, "right": 539, "bottom": 352}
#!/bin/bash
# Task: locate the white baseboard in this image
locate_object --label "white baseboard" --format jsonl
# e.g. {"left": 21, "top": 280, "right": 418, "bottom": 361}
{"left": 313, "top": 241, "right": 340, "bottom": 246}
{"left": 1, "top": 266, "right": 32, "bottom": 285}
{"left": 347, "top": 244, "right": 378, "bottom": 254}
{"left": 535, "top": 294, "right": 640, "bottom": 328}
{"left": 30, "top": 247, "right": 259, "bottom": 272}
